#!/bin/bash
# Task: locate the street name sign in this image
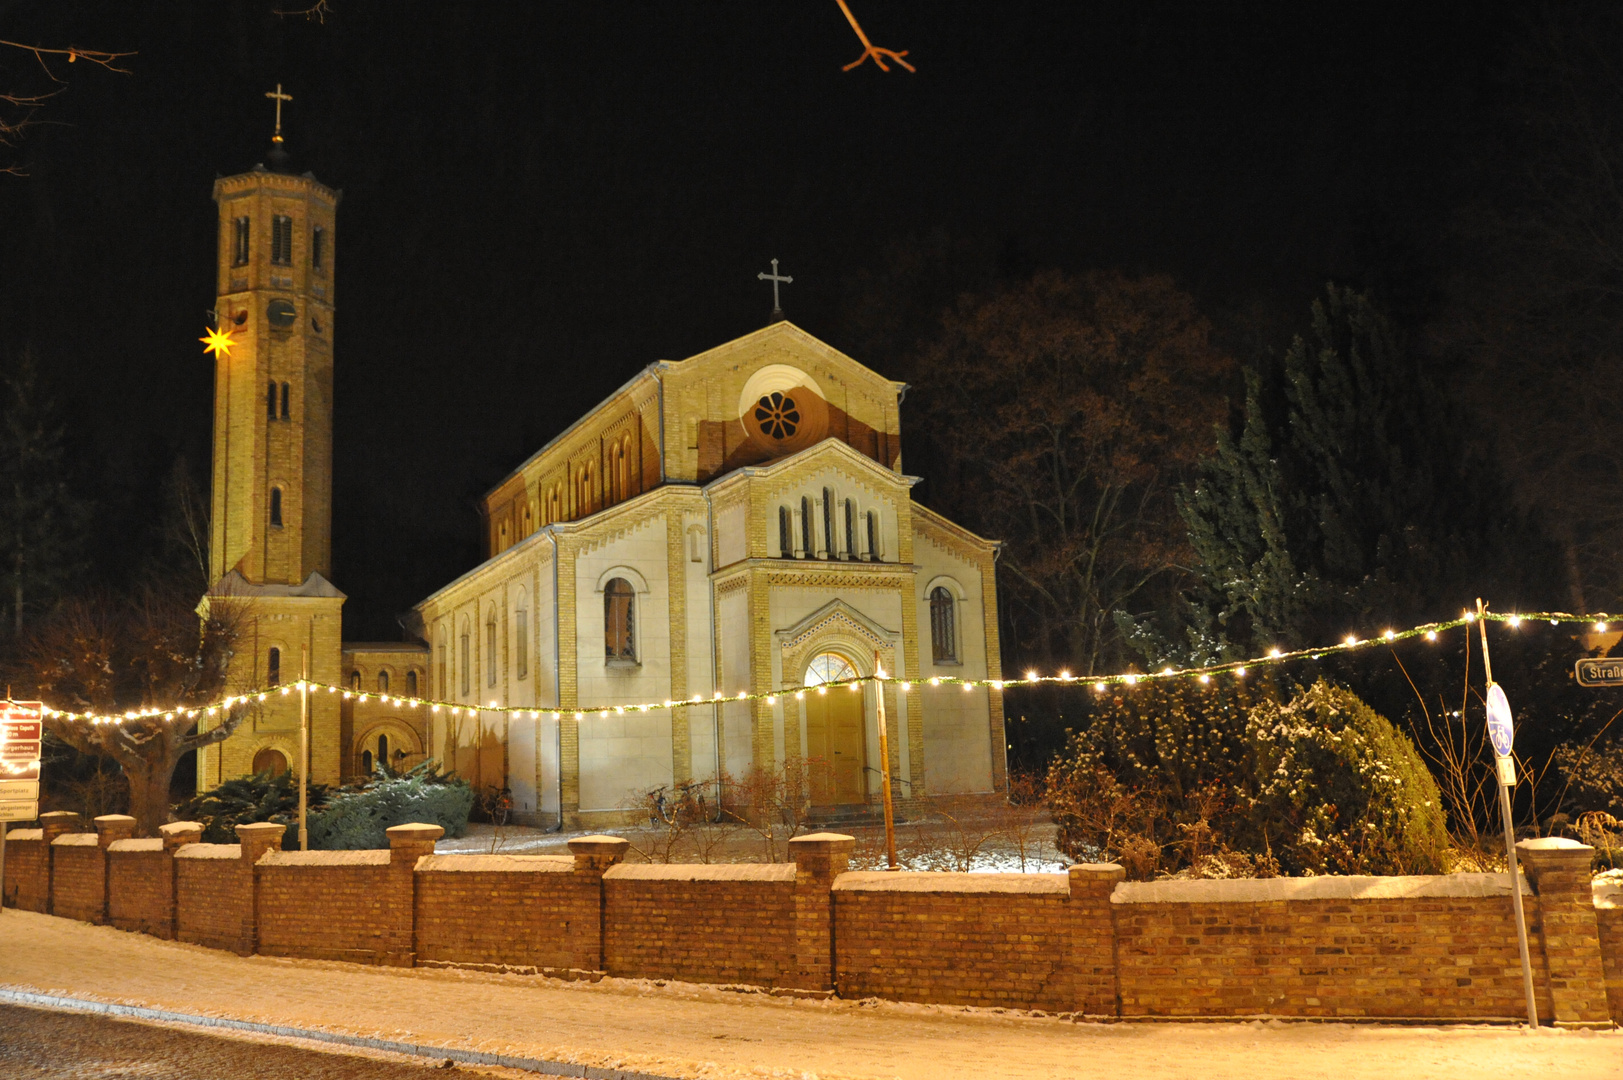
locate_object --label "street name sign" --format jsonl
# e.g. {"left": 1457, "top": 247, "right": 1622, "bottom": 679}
{"left": 1575, "top": 657, "right": 1623, "bottom": 687}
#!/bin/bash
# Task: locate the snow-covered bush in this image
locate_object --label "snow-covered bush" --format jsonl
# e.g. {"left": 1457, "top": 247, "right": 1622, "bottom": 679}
{"left": 309, "top": 761, "right": 474, "bottom": 850}
{"left": 1247, "top": 679, "right": 1448, "bottom": 875}
{"left": 1047, "top": 678, "right": 1448, "bottom": 876}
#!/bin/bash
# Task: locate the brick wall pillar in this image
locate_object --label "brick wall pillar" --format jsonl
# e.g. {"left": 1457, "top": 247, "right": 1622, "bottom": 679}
{"left": 1068, "top": 862, "right": 1125, "bottom": 1016}
{"left": 91, "top": 815, "right": 137, "bottom": 926}
{"left": 788, "top": 831, "right": 853, "bottom": 992}
{"left": 37, "top": 811, "right": 82, "bottom": 914}
{"left": 1518, "top": 837, "right": 1611, "bottom": 1026}
{"left": 234, "top": 822, "right": 285, "bottom": 956}
{"left": 385, "top": 823, "right": 444, "bottom": 968}
{"left": 157, "top": 821, "right": 202, "bottom": 940}
{"left": 568, "top": 835, "right": 628, "bottom": 972}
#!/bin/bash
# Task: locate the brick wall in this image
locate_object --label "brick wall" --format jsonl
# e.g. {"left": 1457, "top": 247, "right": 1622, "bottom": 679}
{"left": 49, "top": 835, "right": 107, "bottom": 924}
{"left": 1593, "top": 879, "right": 1621, "bottom": 1023}
{"left": 1112, "top": 875, "right": 1553, "bottom": 1019}
{"left": 106, "top": 840, "right": 170, "bottom": 937}
{"left": 604, "top": 863, "right": 796, "bottom": 987}
{"left": 833, "top": 865, "right": 1121, "bottom": 1011}
{"left": 174, "top": 845, "right": 248, "bottom": 952}
{"left": 19, "top": 826, "right": 1622, "bottom": 1025}
{"left": 256, "top": 851, "right": 392, "bottom": 963}
{"left": 415, "top": 854, "right": 600, "bottom": 971}
{"left": 3, "top": 829, "right": 46, "bottom": 912}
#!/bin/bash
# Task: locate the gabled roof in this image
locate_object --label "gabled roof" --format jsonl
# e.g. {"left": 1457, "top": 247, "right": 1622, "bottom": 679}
{"left": 703, "top": 436, "right": 919, "bottom": 497}
{"left": 208, "top": 570, "right": 346, "bottom": 599}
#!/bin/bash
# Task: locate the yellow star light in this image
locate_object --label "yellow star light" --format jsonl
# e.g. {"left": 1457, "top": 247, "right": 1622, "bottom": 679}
{"left": 200, "top": 325, "right": 237, "bottom": 359}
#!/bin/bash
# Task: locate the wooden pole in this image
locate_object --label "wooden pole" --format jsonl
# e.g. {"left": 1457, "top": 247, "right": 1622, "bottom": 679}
{"left": 873, "top": 653, "right": 897, "bottom": 870}
{"left": 1476, "top": 598, "right": 1539, "bottom": 1028}
{"left": 299, "top": 645, "right": 310, "bottom": 852}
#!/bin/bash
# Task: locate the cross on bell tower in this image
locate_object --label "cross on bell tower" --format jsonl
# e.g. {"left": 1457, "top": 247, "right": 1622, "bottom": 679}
{"left": 757, "top": 258, "right": 793, "bottom": 324}
{"left": 265, "top": 83, "right": 293, "bottom": 143}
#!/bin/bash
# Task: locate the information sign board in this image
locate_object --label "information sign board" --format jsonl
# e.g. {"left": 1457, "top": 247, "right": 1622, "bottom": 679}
{"left": 0, "top": 701, "right": 44, "bottom": 822}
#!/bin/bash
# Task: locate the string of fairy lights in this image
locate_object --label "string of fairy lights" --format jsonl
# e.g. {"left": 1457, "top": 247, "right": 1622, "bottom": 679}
{"left": 19, "top": 608, "right": 1622, "bottom": 731}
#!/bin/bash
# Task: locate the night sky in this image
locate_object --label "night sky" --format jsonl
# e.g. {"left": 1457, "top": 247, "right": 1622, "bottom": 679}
{"left": 0, "top": 2, "right": 1514, "bottom": 638}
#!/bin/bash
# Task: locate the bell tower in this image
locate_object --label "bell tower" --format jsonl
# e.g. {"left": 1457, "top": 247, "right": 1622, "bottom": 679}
{"left": 197, "top": 90, "right": 346, "bottom": 792}
{"left": 208, "top": 97, "right": 339, "bottom": 585}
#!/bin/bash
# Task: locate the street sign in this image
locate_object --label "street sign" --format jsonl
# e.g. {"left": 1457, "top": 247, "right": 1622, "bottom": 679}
{"left": 1485, "top": 682, "right": 1514, "bottom": 759}
{"left": 1575, "top": 657, "right": 1623, "bottom": 687}
{"left": 0, "top": 702, "right": 44, "bottom": 823}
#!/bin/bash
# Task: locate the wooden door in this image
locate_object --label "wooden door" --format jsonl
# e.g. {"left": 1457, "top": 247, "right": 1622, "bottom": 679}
{"left": 804, "top": 654, "right": 867, "bottom": 805}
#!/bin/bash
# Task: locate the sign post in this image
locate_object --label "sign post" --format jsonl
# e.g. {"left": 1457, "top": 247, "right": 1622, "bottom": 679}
{"left": 299, "top": 645, "right": 310, "bottom": 852}
{"left": 872, "top": 654, "right": 897, "bottom": 871}
{"left": 0, "top": 700, "right": 46, "bottom": 915}
{"left": 1476, "top": 599, "right": 1539, "bottom": 1028}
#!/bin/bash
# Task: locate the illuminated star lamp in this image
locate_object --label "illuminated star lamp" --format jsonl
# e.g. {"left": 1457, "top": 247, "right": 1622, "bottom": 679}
{"left": 200, "top": 325, "right": 237, "bottom": 359}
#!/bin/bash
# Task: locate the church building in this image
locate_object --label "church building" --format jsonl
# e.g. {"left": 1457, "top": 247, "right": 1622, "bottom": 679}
{"left": 196, "top": 114, "right": 1007, "bottom": 827}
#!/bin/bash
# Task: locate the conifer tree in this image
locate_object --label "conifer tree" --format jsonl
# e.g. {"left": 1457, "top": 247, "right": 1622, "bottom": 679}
{"left": 0, "top": 349, "right": 87, "bottom": 635}
{"left": 1170, "top": 285, "right": 1550, "bottom": 661}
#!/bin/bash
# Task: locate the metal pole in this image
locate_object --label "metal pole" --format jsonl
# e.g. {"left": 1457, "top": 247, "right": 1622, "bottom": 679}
{"left": 299, "top": 645, "right": 310, "bottom": 852}
{"left": 1477, "top": 598, "right": 1539, "bottom": 1028}
{"left": 0, "top": 820, "right": 8, "bottom": 914}
{"left": 873, "top": 654, "right": 897, "bottom": 870}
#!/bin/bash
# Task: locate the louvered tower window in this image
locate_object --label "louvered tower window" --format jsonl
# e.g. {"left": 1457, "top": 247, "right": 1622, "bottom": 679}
{"left": 232, "top": 217, "right": 250, "bottom": 266}
{"left": 271, "top": 215, "right": 294, "bottom": 266}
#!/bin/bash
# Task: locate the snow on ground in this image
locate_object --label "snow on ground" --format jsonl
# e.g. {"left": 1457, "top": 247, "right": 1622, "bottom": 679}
{"left": 1, "top": 910, "right": 1617, "bottom": 1080}
{"left": 437, "top": 820, "right": 1071, "bottom": 874}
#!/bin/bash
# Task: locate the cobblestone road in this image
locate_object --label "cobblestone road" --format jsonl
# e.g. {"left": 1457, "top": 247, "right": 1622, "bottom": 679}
{"left": 0, "top": 1004, "right": 476, "bottom": 1079}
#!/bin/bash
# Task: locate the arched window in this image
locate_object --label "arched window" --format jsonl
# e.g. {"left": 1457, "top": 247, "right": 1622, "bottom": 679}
{"left": 233, "top": 217, "right": 250, "bottom": 266}
{"left": 271, "top": 214, "right": 294, "bottom": 265}
{"left": 377, "top": 734, "right": 390, "bottom": 767}
{"left": 377, "top": 670, "right": 390, "bottom": 692}
{"left": 930, "top": 586, "right": 958, "bottom": 664}
{"left": 800, "top": 496, "right": 813, "bottom": 559}
{"left": 604, "top": 578, "right": 636, "bottom": 661}
{"left": 267, "top": 381, "right": 278, "bottom": 420}
{"left": 622, "top": 435, "right": 635, "bottom": 495}
{"left": 350, "top": 670, "right": 361, "bottom": 691}
{"left": 486, "top": 608, "right": 498, "bottom": 687}
{"left": 267, "top": 647, "right": 281, "bottom": 687}
{"left": 253, "top": 747, "right": 289, "bottom": 777}
{"left": 779, "top": 505, "right": 793, "bottom": 558}
{"left": 406, "top": 669, "right": 418, "bottom": 696}
{"left": 822, "top": 487, "right": 835, "bottom": 558}
{"left": 866, "top": 510, "right": 880, "bottom": 562}
{"left": 515, "top": 594, "right": 529, "bottom": 680}
{"left": 280, "top": 382, "right": 290, "bottom": 420}
{"left": 361, "top": 749, "right": 373, "bottom": 774}
{"left": 844, "top": 498, "right": 857, "bottom": 560}
{"left": 804, "top": 652, "right": 858, "bottom": 686}
{"left": 269, "top": 487, "right": 283, "bottom": 528}
{"left": 460, "top": 621, "right": 471, "bottom": 696}
{"left": 436, "top": 629, "right": 447, "bottom": 696}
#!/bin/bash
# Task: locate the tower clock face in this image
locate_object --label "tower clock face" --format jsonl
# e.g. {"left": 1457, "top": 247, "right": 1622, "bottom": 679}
{"left": 267, "top": 299, "right": 297, "bottom": 329}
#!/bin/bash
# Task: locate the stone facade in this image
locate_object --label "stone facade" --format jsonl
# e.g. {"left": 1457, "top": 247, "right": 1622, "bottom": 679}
{"left": 409, "top": 323, "right": 1006, "bottom": 828}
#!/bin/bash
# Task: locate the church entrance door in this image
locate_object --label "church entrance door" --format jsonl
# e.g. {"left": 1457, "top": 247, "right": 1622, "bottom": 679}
{"left": 803, "top": 653, "right": 867, "bottom": 806}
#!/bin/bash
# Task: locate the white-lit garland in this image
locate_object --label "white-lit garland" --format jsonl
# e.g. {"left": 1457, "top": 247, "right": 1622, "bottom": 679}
{"left": 21, "top": 609, "right": 1621, "bottom": 729}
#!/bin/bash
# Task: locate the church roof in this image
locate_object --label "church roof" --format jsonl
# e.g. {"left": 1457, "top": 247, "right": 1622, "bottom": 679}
{"left": 207, "top": 570, "right": 346, "bottom": 599}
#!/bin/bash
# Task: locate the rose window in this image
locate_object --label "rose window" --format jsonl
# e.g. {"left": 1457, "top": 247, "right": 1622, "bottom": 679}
{"left": 755, "top": 392, "right": 800, "bottom": 440}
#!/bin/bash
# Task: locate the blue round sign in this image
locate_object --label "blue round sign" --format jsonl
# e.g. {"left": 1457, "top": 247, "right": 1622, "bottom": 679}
{"left": 1485, "top": 682, "right": 1514, "bottom": 758}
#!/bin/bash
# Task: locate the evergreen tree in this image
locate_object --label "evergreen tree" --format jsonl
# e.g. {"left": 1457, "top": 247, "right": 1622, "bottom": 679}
{"left": 1169, "top": 285, "right": 1552, "bottom": 661}
{"left": 0, "top": 348, "right": 88, "bottom": 635}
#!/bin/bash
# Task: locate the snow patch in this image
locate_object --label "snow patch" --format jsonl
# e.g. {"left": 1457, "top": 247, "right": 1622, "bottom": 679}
{"left": 605, "top": 863, "right": 796, "bottom": 883}
{"left": 1113, "top": 872, "right": 1530, "bottom": 904}
{"left": 260, "top": 850, "right": 390, "bottom": 867}
{"left": 107, "top": 839, "right": 163, "bottom": 853}
{"left": 833, "top": 871, "right": 1068, "bottom": 894}
{"left": 417, "top": 854, "right": 573, "bottom": 873}
{"left": 52, "top": 834, "right": 99, "bottom": 847}
{"left": 174, "top": 844, "right": 242, "bottom": 860}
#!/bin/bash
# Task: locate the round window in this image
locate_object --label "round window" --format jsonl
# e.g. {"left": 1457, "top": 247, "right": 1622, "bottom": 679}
{"left": 755, "top": 392, "right": 800, "bottom": 440}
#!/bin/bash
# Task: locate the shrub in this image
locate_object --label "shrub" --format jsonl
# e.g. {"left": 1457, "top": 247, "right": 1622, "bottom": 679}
{"left": 174, "top": 769, "right": 328, "bottom": 847}
{"left": 1047, "top": 678, "right": 1448, "bottom": 877}
{"left": 308, "top": 761, "right": 474, "bottom": 850}
{"left": 1247, "top": 679, "right": 1449, "bottom": 875}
